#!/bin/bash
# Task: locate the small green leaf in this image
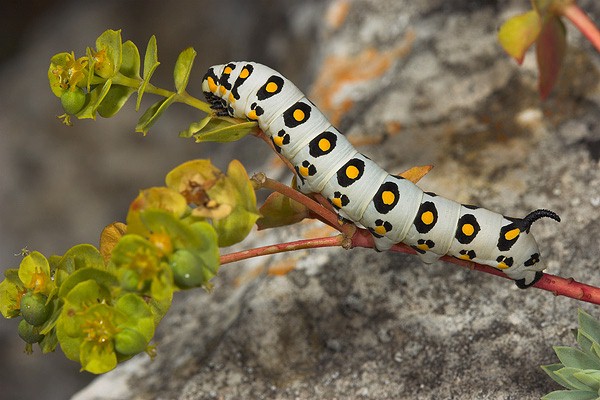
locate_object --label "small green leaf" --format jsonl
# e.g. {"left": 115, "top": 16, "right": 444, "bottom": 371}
{"left": 542, "top": 363, "right": 578, "bottom": 390}
{"left": 554, "top": 346, "right": 600, "bottom": 370}
{"left": 58, "top": 267, "right": 118, "bottom": 299}
{"left": 76, "top": 79, "right": 113, "bottom": 119}
{"left": 0, "top": 278, "right": 24, "bottom": 318}
{"left": 174, "top": 47, "right": 197, "bottom": 94}
{"left": 120, "top": 40, "right": 141, "bottom": 79}
{"left": 95, "top": 29, "right": 122, "bottom": 78}
{"left": 18, "top": 251, "right": 51, "bottom": 293}
{"left": 573, "top": 370, "right": 600, "bottom": 392}
{"left": 498, "top": 10, "right": 542, "bottom": 64}
{"left": 193, "top": 118, "right": 258, "bottom": 143}
{"left": 48, "top": 52, "right": 71, "bottom": 97}
{"left": 135, "top": 93, "right": 177, "bottom": 135}
{"left": 536, "top": 16, "right": 566, "bottom": 99}
{"left": 541, "top": 390, "right": 599, "bottom": 400}
{"left": 555, "top": 367, "right": 595, "bottom": 391}
{"left": 579, "top": 309, "right": 600, "bottom": 347}
{"left": 97, "top": 85, "right": 136, "bottom": 118}
{"left": 212, "top": 160, "right": 261, "bottom": 247}
{"left": 257, "top": 191, "right": 308, "bottom": 230}
{"left": 54, "top": 244, "right": 105, "bottom": 285}
{"left": 178, "top": 115, "right": 213, "bottom": 138}
{"left": 137, "top": 35, "right": 160, "bottom": 111}
{"left": 79, "top": 329, "right": 118, "bottom": 374}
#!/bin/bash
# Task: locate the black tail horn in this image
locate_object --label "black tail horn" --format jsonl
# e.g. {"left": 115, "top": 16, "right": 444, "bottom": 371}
{"left": 522, "top": 209, "right": 561, "bottom": 231}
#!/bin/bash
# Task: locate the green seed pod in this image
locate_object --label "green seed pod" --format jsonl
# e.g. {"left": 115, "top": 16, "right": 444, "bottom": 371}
{"left": 170, "top": 249, "right": 205, "bottom": 289}
{"left": 20, "top": 292, "right": 53, "bottom": 326}
{"left": 18, "top": 319, "right": 44, "bottom": 344}
{"left": 60, "top": 87, "right": 87, "bottom": 115}
{"left": 114, "top": 327, "right": 148, "bottom": 356}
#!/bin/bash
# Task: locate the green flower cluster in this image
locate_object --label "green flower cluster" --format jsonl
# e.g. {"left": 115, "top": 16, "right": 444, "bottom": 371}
{"left": 0, "top": 159, "right": 259, "bottom": 373}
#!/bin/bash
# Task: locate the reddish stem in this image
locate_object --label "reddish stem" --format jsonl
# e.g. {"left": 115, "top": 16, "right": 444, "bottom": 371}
{"left": 563, "top": 4, "right": 600, "bottom": 53}
{"left": 220, "top": 235, "right": 345, "bottom": 264}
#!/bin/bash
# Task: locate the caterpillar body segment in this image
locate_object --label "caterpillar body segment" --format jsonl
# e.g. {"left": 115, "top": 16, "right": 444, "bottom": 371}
{"left": 202, "top": 61, "right": 560, "bottom": 288}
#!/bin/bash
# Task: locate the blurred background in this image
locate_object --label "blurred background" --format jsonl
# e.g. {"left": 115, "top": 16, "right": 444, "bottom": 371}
{"left": 0, "top": 1, "right": 322, "bottom": 398}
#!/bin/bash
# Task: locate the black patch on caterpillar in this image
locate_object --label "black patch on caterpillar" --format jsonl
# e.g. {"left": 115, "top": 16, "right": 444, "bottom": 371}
{"left": 283, "top": 102, "right": 312, "bottom": 128}
{"left": 309, "top": 131, "right": 338, "bottom": 157}
{"left": 295, "top": 160, "right": 317, "bottom": 183}
{"left": 369, "top": 219, "right": 393, "bottom": 238}
{"left": 412, "top": 239, "right": 435, "bottom": 254}
{"left": 496, "top": 255, "right": 514, "bottom": 269}
{"left": 425, "top": 191, "right": 437, "bottom": 197}
{"left": 336, "top": 158, "right": 365, "bottom": 187}
{"left": 329, "top": 191, "right": 349, "bottom": 209}
{"left": 524, "top": 253, "right": 540, "bottom": 266}
{"left": 231, "top": 64, "right": 254, "bottom": 100}
{"left": 219, "top": 63, "right": 236, "bottom": 90}
{"left": 455, "top": 214, "right": 481, "bottom": 244}
{"left": 373, "top": 181, "right": 399, "bottom": 214}
{"left": 497, "top": 219, "right": 521, "bottom": 251}
{"left": 271, "top": 130, "right": 290, "bottom": 153}
{"left": 413, "top": 201, "right": 438, "bottom": 234}
{"left": 458, "top": 249, "right": 476, "bottom": 260}
{"left": 462, "top": 204, "right": 479, "bottom": 210}
{"left": 257, "top": 75, "right": 284, "bottom": 100}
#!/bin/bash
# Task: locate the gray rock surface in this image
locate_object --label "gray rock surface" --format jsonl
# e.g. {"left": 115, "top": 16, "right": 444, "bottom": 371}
{"left": 1, "top": 0, "right": 599, "bottom": 399}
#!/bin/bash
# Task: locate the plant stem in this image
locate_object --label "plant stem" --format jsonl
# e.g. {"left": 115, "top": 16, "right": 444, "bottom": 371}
{"left": 220, "top": 235, "right": 345, "bottom": 264}
{"left": 109, "top": 74, "right": 213, "bottom": 114}
{"left": 563, "top": 4, "right": 600, "bottom": 53}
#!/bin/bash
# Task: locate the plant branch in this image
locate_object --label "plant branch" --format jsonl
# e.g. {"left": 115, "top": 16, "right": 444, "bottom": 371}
{"left": 563, "top": 4, "right": 600, "bottom": 53}
{"left": 220, "top": 235, "right": 345, "bottom": 265}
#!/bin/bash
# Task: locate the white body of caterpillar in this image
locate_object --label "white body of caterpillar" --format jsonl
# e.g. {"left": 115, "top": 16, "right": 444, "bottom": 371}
{"left": 202, "top": 61, "right": 560, "bottom": 288}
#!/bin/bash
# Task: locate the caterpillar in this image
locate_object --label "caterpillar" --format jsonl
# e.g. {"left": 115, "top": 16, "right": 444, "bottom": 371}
{"left": 202, "top": 61, "right": 560, "bottom": 288}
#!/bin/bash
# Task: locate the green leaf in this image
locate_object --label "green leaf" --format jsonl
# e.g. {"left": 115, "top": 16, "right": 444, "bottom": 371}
{"left": 192, "top": 118, "right": 257, "bottom": 143}
{"left": 97, "top": 85, "right": 136, "bottom": 118}
{"left": 18, "top": 251, "right": 51, "bottom": 292}
{"left": 80, "top": 330, "right": 118, "bottom": 374}
{"left": 120, "top": 40, "right": 141, "bottom": 79}
{"left": 554, "top": 346, "right": 600, "bottom": 370}
{"left": 58, "top": 267, "right": 118, "bottom": 299}
{"left": 536, "top": 16, "right": 566, "bottom": 99}
{"left": 137, "top": 35, "right": 160, "bottom": 111}
{"left": 48, "top": 52, "right": 71, "bottom": 97}
{"left": 135, "top": 93, "right": 177, "bottom": 135}
{"left": 541, "top": 390, "right": 599, "bottom": 400}
{"left": 115, "top": 293, "right": 154, "bottom": 341}
{"left": 0, "top": 278, "right": 23, "bottom": 318}
{"left": 76, "top": 79, "right": 113, "bottom": 119}
{"left": 95, "top": 29, "right": 122, "bottom": 78}
{"left": 174, "top": 47, "right": 197, "bottom": 94}
{"left": 178, "top": 115, "right": 213, "bottom": 138}
{"left": 257, "top": 191, "right": 309, "bottom": 230}
{"left": 54, "top": 244, "right": 105, "bottom": 287}
{"left": 555, "top": 367, "right": 595, "bottom": 391}
{"left": 579, "top": 309, "right": 600, "bottom": 346}
{"left": 213, "top": 160, "right": 261, "bottom": 247}
{"left": 542, "top": 363, "right": 578, "bottom": 390}
{"left": 573, "top": 370, "right": 600, "bottom": 392}
{"left": 498, "top": 10, "right": 542, "bottom": 64}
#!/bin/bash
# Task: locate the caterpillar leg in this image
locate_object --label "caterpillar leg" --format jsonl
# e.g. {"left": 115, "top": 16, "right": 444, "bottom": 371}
{"left": 513, "top": 271, "right": 544, "bottom": 289}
